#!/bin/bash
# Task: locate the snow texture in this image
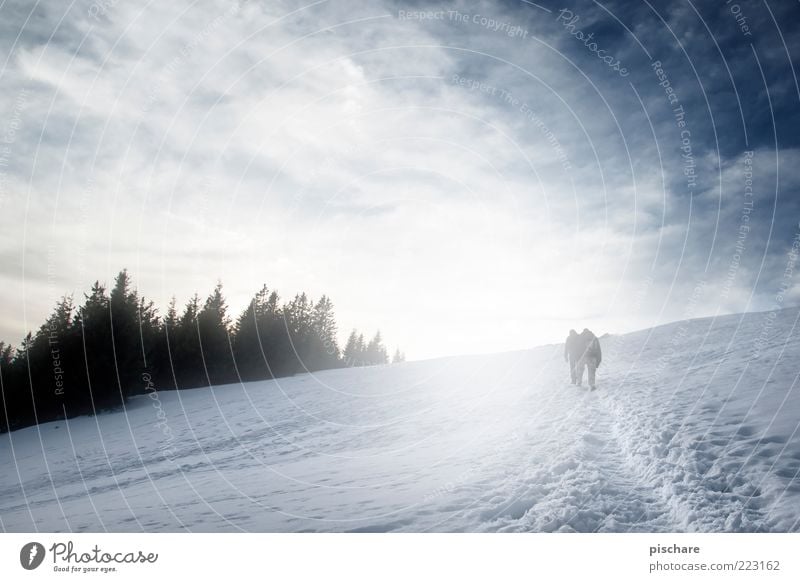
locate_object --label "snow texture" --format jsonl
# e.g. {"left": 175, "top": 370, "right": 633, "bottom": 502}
{"left": 1, "top": 309, "right": 799, "bottom": 532}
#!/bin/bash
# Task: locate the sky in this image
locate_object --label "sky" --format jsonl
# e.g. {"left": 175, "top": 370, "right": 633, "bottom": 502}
{"left": 0, "top": 0, "right": 799, "bottom": 360}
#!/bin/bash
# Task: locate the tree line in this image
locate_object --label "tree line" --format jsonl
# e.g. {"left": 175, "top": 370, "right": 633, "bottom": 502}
{"left": 0, "top": 270, "right": 403, "bottom": 433}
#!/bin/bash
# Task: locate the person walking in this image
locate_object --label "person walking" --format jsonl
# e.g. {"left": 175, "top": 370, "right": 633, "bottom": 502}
{"left": 575, "top": 328, "right": 602, "bottom": 389}
{"left": 564, "top": 329, "right": 581, "bottom": 385}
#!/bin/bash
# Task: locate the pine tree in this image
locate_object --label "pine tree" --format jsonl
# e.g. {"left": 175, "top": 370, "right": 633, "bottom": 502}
{"left": 235, "top": 287, "right": 288, "bottom": 380}
{"left": 0, "top": 342, "right": 13, "bottom": 367}
{"left": 366, "top": 331, "right": 388, "bottom": 365}
{"left": 1, "top": 335, "right": 35, "bottom": 431}
{"left": 16, "top": 296, "right": 75, "bottom": 423}
{"left": 172, "top": 294, "right": 202, "bottom": 388}
{"left": 283, "top": 293, "right": 313, "bottom": 373}
{"left": 181, "top": 294, "right": 201, "bottom": 326}
{"left": 0, "top": 343, "right": 10, "bottom": 432}
{"left": 233, "top": 286, "right": 267, "bottom": 382}
{"left": 197, "top": 282, "right": 235, "bottom": 386}
{"left": 0, "top": 269, "right": 395, "bottom": 433}
{"left": 109, "top": 270, "right": 146, "bottom": 396}
{"left": 357, "top": 333, "right": 366, "bottom": 362}
{"left": 309, "top": 295, "right": 339, "bottom": 370}
{"left": 136, "top": 295, "right": 160, "bottom": 388}
{"left": 343, "top": 330, "right": 360, "bottom": 367}
{"left": 165, "top": 297, "right": 178, "bottom": 329}
{"left": 392, "top": 349, "right": 405, "bottom": 364}
{"left": 75, "top": 281, "right": 124, "bottom": 411}
{"left": 152, "top": 297, "right": 178, "bottom": 391}
{"left": 17, "top": 333, "right": 33, "bottom": 359}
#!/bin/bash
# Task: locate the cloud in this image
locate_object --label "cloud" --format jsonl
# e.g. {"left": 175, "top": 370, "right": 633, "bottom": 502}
{"left": 0, "top": 0, "right": 798, "bottom": 359}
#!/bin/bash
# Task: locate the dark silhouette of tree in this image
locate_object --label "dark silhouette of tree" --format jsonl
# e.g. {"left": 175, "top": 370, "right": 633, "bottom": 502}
{"left": 6, "top": 296, "right": 76, "bottom": 428}
{"left": 0, "top": 342, "right": 13, "bottom": 367}
{"left": 0, "top": 341, "right": 13, "bottom": 432}
{"left": 342, "top": 330, "right": 390, "bottom": 367}
{"left": 172, "top": 294, "right": 202, "bottom": 389}
{"left": 308, "top": 295, "right": 339, "bottom": 371}
{"left": 135, "top": 295, "right": 160, "bottom": 391}
{"left": 74, "top": 282, "right": 125, "bottom": 411}
{"left": 152, "top": 297, "right": 178, "bottom": 391}
{"left": 283, "top": 292, "right": 312, "bottom": 373}
{"left": 0, "top": 338, "right": 28, "bottom": 433}
{"left": 234, "top": 286, "right": 315, "bottom": 380}
{"left": 109, "top": 270, "right": 152, "bottom": 396}
{"left": 0, "top": 270, "right": 401, "bottom": 433}
{"left": 343, "top": 330, "right": 360, "bottom": 367}
{"left": 233, "top": 285, "right": 269, "bottom": 382}
{"left": 197, "top": 283, "right": 235, "bottom": 386}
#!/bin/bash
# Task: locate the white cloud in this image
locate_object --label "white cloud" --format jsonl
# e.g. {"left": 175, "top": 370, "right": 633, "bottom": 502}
{"left": 0, "top": 0, "right": 794, "bottom": 359}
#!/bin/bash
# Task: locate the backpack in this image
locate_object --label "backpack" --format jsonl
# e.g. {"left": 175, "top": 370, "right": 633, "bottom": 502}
{"left": 587, "top": 337, "right": 601, "bottom": 363}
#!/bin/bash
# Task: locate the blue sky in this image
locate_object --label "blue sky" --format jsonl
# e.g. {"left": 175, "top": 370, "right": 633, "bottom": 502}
{"left": 1, "top": 0, "right": 799, "bottom": 359}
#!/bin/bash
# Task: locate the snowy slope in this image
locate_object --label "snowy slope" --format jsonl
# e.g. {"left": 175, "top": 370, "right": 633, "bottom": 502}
{"left": 1, "top": 308, "right": 799, "bottom": 532}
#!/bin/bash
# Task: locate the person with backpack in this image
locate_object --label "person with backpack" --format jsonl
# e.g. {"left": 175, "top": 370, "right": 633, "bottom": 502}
{"left": 575, "top": 328, "right": 602, "bottom": 389}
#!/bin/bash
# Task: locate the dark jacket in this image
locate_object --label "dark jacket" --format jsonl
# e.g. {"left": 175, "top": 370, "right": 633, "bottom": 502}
{"left": 580, "top": 331, "right": 602, "bottom": 365}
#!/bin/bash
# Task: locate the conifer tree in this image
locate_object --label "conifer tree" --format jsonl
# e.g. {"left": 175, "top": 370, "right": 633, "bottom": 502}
{"left": 0, "top": 270, "right": 396, "bottom": 432}
{"left": 152, "top": 296, "right": 178, "bottom": 390}
{"left": 343, "top": 330, "right": 360, "bottom": 367}
{"left": 357, "top": 333, "right": 366, "bottom": 365}
{"left": 172, "top": 294, "right": 202, "bottom": 388}
{"left": 75, "top": 282, "right": 123, "bottom": 410}
{"left": 0, "top": 342, "right": 13, "bottom": 367}
{"left": 109, "top": 270, "right": 145, "bottom": 396}
{"left": 366, "top": 331, "right": 388, "bottom": 365}
{"left": 197, "top": 283, "right": 235, "bottom": 385}
{"left": 309, "top": 295, "right": 339, "bottom": 371}
{"left": 283, "top": 293, "right": 313, "bottom": 373}
{"left": 233, "top": 286, "right": 268, "bottom": 382}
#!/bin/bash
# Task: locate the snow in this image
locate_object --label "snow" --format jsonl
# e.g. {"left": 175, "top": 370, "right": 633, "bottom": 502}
{"left": 1, "top": 308, "right": 799, "bottom": 532}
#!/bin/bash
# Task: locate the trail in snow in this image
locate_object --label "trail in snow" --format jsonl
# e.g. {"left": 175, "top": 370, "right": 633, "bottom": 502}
{"left": 1, "top": 309, "right": 799, "bottom": 532}
{"left": 460, "top": 383, "right": 674, "bottom": 533}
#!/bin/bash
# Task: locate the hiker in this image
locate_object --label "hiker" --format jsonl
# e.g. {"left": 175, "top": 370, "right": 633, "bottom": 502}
{"left": 575, "top": 328, "right": 602, "bottom": 389}
{"left": 564, "top": 329, "right": 581, "bottom": 384}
